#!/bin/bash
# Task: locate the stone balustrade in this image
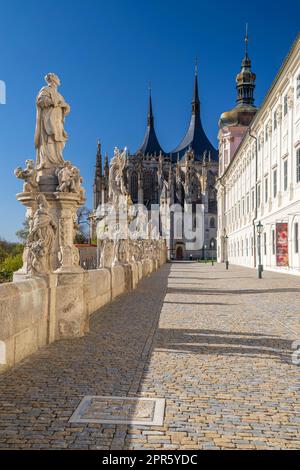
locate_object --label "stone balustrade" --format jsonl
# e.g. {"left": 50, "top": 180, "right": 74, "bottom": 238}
{"left": 0, "top": 247, "right": 167, "bottom": 373}
{"left": 1, "top": 74, "right": 168, "bottom": 374}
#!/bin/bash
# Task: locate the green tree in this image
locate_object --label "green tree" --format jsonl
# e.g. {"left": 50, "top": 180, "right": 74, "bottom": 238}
{"left": 0, "top": 245, "right": 8, "bottom": 263}
{"left": 16, "top": 219, "right": 29, "bottom": 243}
{"left": 0, "top": 253, "right": 23, "bottom": 283}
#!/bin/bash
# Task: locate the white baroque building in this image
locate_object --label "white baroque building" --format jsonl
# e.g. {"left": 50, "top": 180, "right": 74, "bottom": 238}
{"left": 217, "top": 33, "right": 300, "bottom": 274}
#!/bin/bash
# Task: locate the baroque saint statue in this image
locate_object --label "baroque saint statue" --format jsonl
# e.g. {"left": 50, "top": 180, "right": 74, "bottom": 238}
{"left": 108, "top": 147, "right": 130, "bottom": 207}
{"left": 27, "top": 194, "right": 57, "bottom": 274}
{"left": 34, "top": 73, "right": 70, "bottom": 169}
{"left": 14, "top": 159, "right": 38, "bottom": 193}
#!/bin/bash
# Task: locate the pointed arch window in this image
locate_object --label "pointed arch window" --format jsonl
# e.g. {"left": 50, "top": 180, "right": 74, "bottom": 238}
{"left": 131, "top": 172, "right": 138, "bottom": 202}
{"left": 143, "top": 171, "right": 154, "bottom": 203}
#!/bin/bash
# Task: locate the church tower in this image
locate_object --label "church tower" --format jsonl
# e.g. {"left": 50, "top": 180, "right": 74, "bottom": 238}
{"left": 170, "top": 65, "right": 218, "bottom": 162}
{"left": 126, "top": 89, "right": 166, "bottom": 207}
{"left": 136, "top": 89, "right": 165, "bottom": 156}
{"left": 93, "top": 140, "right": 102, "bottom": 211}
{"left": 218, "top": 27, "right": 257, "bottom": 177}
{"left": 217, "top": 27, "right": 257, "bottom": 263}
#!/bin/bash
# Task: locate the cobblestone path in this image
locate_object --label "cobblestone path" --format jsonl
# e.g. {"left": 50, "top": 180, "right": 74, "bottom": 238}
{"left": 1, "top": 262, "right": 300, "bottom": 450}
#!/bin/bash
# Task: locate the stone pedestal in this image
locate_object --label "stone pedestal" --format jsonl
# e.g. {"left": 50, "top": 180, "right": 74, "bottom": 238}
{"left": 14, "top": 189, "right": 85, "bottom": 280}
{"left": 55, "top": 271, "right": 89, "bottom": 339}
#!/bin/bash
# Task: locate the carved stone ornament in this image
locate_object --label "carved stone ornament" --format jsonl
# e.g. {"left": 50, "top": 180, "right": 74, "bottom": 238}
{"left": 56, "top": 160, "right": 84, "bottom": 197}
{"left": 27, "top": 194, "right": 57, "bottom": 275}
{"left": 109, "top": 147, "right": 130, "bottom": 208}
{"left": 14, "top": 159, "right": 38, "bottom": 193}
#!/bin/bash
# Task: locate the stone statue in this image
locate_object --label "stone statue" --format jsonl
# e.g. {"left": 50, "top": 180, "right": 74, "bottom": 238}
{"left": 55, "top": 160, "right": 85, "bottom": 198}
{"left": 56, "top": 161, "right": 73, "bottom": 191}
{"left": 27, "top": 194, "right": 57, "bottom": 274}
{"left": 109, "top": 147, "right": 129, "bottom": 207}
{"left": 14, "top": 159, "right": 38, "bottom": 193}
{"left": 34, "top": 73, "right": 70, "bottom": 169}
{"left": 56, "top": 161, "right": 75, "bottom": 192}
{"left": 72, "top": 166, "right": 83, "bottom": 194}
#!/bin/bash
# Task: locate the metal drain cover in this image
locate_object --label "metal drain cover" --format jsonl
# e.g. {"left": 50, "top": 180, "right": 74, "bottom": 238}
{"left": 69, "top": 396, "right": 165, "bottom": 426}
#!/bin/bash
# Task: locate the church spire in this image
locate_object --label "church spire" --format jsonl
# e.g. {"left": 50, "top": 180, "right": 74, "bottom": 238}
{"left": 95, "top": 140, "right": 102, "bottom": 178}
{"left": 147, "top": 84, "right": 154, "bottom": 127}
{"left": 192, "top": 59, "right": 200, "bottom": 115}
{"left": 236, "top": 25, "right": 256, "bottom": 107}
{"left": 171, "top": 64, "right": 217, "bottom": 162}
{"left": 135, "top": 87, "right": 165, "bottom": 155}
{"left": 104, "top": 152, "right": 109, "bottom": 178}
{"left": 245, "top": 23, "right": 249, "bottom": 58}
{"left": 93, "top": 140, "right": 102, "bottom": 210}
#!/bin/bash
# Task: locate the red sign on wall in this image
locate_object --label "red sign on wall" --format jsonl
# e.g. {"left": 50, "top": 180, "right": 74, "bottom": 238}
{"left": 276, "top": 223, "right": 288, "bottom": 267}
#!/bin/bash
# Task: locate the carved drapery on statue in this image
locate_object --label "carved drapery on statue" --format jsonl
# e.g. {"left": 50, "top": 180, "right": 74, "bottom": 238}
{"left": 27, "top": 194, "right": 57, "bottom": 274}
{"left": 14, "top": 73, "right": 86, "bottom": 279}
{"left": 109, "top": 147, "right": 130, "bottom": 207}
{"left": 55, "top": 160, "right": 85, "bottom": 199}
{"left": 34, "top": 73, "right": 70, "bottom": 169}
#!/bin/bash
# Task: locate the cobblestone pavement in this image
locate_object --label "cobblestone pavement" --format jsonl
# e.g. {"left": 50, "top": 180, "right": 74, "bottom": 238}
{"left": 1, "top": 262, "right": 300, "bottom": 450}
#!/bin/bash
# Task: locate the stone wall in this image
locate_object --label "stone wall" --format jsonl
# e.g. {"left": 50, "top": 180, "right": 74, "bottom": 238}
{"left": 0, "top": 248, "right": 167, "bottom": 374}
{"left": 0, "top": 278, "right": 49, "bottom": 371}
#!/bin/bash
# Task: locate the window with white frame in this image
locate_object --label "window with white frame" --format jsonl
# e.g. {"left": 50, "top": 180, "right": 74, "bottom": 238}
{"left": 257, "top": 183, "right": 261, "bottom": 207}
{"left": 295, "top": 222, "right": 299, "bottom": 254}
{"left": 273, "top": 111, "right": 277, "bottom": 130}
{"left": 284, "top": 94, "right": 288, "bottom": 116}
{"left": 297, "top": 148, "right": 300, "bottom": 183}
{"left": 265, "top": 177, "right": 268, "bottom": 203}
{"left": 284, "top": 159, "right": 288, "bottom": 191}
{"left": 273, "top": 169, "right": 277, "bottom": 198}
{"left": 272, "top": 229, "right": 275, "bottom": 255}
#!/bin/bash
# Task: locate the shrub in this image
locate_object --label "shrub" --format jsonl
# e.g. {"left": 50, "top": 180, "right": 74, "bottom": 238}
{"left": 0, "top": 253, "right": 23, "bottom": 283}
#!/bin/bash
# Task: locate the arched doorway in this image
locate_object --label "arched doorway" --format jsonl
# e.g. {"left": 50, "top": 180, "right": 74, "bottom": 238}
{"left": 176, "top": 246, "right": 183, "bottom": 260}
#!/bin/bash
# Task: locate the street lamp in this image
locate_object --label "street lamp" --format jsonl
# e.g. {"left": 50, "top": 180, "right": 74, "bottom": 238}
{"left": 204, "top": 244, "right": 207, "bottom": 263}
{"left": 210, "top": 240, "right": 215, "bottom": 266}
{"left": 256, "top": 221, "right": 264, "bottom": 279}
{"left": 224, "top": 234, "right": 229, "bottom": 270}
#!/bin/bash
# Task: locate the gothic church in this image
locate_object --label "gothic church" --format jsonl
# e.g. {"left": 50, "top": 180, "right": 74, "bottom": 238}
{"left": 92, "top": 70, "right": 218, "bottom": 260}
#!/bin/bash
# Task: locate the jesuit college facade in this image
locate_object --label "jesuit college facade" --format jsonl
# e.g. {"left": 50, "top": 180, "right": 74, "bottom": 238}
{"left": 217, "top": 33, "right": 300, "bottom": 274}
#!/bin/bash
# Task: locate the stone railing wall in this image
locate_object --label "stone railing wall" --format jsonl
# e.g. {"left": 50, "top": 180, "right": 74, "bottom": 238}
{"left": 0, "top": 247, "right": 167, "bottom": 373}
{"left": 4, "top": 74, "right": 169, "bottom": 375}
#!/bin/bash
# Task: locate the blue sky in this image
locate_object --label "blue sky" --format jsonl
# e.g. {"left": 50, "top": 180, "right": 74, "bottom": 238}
{"left": 0, "top": 0, "right": 299, "bottom": 241}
